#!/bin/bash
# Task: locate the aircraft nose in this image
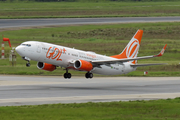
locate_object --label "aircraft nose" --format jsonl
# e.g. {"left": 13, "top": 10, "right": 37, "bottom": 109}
{"left": 15, "top": 45, "right": 24, "bottom": 56}
{"left": 15, "top": 46, "right": 20, "bottom": 53}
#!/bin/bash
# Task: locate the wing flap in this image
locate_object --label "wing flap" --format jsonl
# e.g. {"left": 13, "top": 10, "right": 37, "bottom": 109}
{"left": 130, "top": 63, "right": 167, "bottom": 67}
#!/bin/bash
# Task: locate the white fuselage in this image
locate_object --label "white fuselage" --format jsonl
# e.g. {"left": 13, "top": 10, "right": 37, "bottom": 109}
{"left": 16, "top": 41, "right": 136, "bottom": 75}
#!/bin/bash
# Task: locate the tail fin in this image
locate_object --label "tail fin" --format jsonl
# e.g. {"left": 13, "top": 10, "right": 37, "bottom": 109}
{"left": 111, "top": 29, "right": 143, "bottom": 60}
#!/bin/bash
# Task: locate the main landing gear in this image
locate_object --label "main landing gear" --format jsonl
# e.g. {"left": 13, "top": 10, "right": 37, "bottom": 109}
{"left": 63, "top": 69, "right": 93, "bottom": 79}
{"left": 85, "top": 72, "right": 93, "bottom": 79}
{"left": 64, "top": 69, "right": 71, "bottom": 79}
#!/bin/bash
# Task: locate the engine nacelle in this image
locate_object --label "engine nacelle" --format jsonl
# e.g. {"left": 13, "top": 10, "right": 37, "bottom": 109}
{"left": 74, "top": 59, "right": 93, "bottom": 71}
{"left": 37, "top": 62, "right": 56, "bottom": 72}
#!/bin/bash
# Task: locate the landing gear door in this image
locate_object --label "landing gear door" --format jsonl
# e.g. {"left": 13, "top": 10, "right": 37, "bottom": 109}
{"left": 120, "top": 63, "right": 125, "bottom": 74}
{"left": 122, "top": 64, "right": 125, "bottom": 74}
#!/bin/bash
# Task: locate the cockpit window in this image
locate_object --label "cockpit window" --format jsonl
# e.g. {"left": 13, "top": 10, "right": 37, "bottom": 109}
{"left": 21, "top": 44, "right": 31, "bottom": 47}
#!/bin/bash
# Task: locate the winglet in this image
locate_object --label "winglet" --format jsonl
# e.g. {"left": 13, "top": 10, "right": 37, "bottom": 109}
{"left": 155, "top": 44, "right": 167, "bottom": 57}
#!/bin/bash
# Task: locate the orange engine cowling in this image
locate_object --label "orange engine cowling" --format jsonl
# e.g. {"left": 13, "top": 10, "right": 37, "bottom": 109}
{"left": 37, "top": 62, "right": 56, "bottom": 72}
{"left": 74, "top": 59, "right": 93, "bottom": 71}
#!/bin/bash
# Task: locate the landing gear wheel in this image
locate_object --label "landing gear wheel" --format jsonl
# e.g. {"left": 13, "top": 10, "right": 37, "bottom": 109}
{"left": 26, "top": 62, "right": 30, "bottom": 67}
{"left": 85, "top": 72, "right": 93, "bottom": 79}
{"left": 85, "top": 73, "right": 89, "bottom": 78}
{"left": 67, "top": 73, "right": 71, "bottom": 79}
{"left": 64, "top": 73, "right": 68, "bottom": 79}
{"left": 89, "top": 73, "right": 93, "bottom": 78}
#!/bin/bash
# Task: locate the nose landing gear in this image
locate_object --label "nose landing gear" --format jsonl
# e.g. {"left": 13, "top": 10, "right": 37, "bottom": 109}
{"left": 22, "top": 57, "right": 31, "bottom": 67}
{"left": 26, "top": 62, "right": 30, "bottom": 67}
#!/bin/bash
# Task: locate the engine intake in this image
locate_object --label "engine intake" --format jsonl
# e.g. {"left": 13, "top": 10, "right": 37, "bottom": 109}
{"left": 37, "top": 62, "right": 56, "bottom": 72}
{"left": 74, "top": 60, "right": 93, "bottom": 71}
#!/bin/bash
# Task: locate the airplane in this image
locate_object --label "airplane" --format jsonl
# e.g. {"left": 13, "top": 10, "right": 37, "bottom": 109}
{"left": 15, "top": 29, "right": 167, "bottom": 79}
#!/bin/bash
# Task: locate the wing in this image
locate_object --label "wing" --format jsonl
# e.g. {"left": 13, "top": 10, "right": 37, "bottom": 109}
{"left": 92, "top": 44, "right": 167, "bottom": 66}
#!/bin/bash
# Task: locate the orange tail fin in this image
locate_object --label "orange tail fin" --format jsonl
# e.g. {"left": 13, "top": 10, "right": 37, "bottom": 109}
{"left": 111, "top": 29, "right": 143, "bottom": 60}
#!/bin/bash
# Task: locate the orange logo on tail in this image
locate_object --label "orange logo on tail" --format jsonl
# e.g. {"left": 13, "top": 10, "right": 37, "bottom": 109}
{"left": 126, "top": 38, "right": 139, "bottom": 58}
{"left": 111, "top": 29, "right": 143, "bottom": 59}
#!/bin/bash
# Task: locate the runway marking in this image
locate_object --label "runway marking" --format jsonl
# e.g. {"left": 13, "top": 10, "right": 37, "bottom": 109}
{"left": 0, "top": 93, "right": 180, "bottom": 104}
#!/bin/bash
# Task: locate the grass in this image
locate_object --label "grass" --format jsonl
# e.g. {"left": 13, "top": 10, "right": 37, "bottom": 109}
{"left": 1, "top": 98, "right": 180, "bottom": 119}
{"left": 1, "top": 22, "right": 180, "bottom": 76}
{"left": 0, "top": 1, "right": 180, "bottom": 18}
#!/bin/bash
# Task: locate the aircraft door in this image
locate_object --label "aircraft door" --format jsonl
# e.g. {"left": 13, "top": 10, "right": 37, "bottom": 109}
{"left": 37, "top": 43, "right": 41, "bottom": 53}
{"left": 35, "top": 43, "right": 42, "bottom": 61}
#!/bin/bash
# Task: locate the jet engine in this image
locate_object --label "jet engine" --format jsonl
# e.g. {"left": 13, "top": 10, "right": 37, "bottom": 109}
{"left": 37, "top": 62, "right": 56, "bottom": 71}
{"left": 74, "top": 59, "right": 93, "bottom": 71}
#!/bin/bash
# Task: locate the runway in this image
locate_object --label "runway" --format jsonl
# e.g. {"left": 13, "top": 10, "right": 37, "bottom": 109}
{"left": 0, "top": 75, "right": 180, "bottom": 106}
{"left": 1, "top": 17, "right": 180, "bottom": 29}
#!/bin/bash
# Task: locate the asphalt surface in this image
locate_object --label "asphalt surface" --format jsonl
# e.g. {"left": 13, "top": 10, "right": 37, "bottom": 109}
{"left": 1, "top": 17, "right": 180, "bottom": 29}
{"left": 0, "top": 76, "right": 180, "bottom": 106}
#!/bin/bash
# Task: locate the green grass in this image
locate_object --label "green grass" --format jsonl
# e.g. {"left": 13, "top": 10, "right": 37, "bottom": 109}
{"left": 1, "top": 98, "right": 180, "bottom": 120}
{"left": 1, "top": 22, "right": 180, "bottom": 76}
{"left": 0, "top": 1, "right": 180, "bottom": 18}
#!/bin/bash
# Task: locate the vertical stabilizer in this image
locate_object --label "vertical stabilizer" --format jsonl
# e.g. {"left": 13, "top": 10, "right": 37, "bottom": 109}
{"left": 111, "top": 29, "right": 143, "bottom": 60}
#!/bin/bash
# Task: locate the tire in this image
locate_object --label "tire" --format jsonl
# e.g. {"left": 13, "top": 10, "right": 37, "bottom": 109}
{"left": 89, "top": 73, "right": 93, "bottom": 78}
{"left": 85, "top": 73, "right": 89, "bottom": 78}
{"left": 64, "top": 73, "right": 68, "bottom": 79}
{"left": 67, "top": 73, "right": 71, "bottom": 79}
{"left": 26, "top": 63, "right": 30, "bottom": 67}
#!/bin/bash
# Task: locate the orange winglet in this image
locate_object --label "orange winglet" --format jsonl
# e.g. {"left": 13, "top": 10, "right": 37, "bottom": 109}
{"left": 155, "top": 44, "right": 167, "bottom": 57}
